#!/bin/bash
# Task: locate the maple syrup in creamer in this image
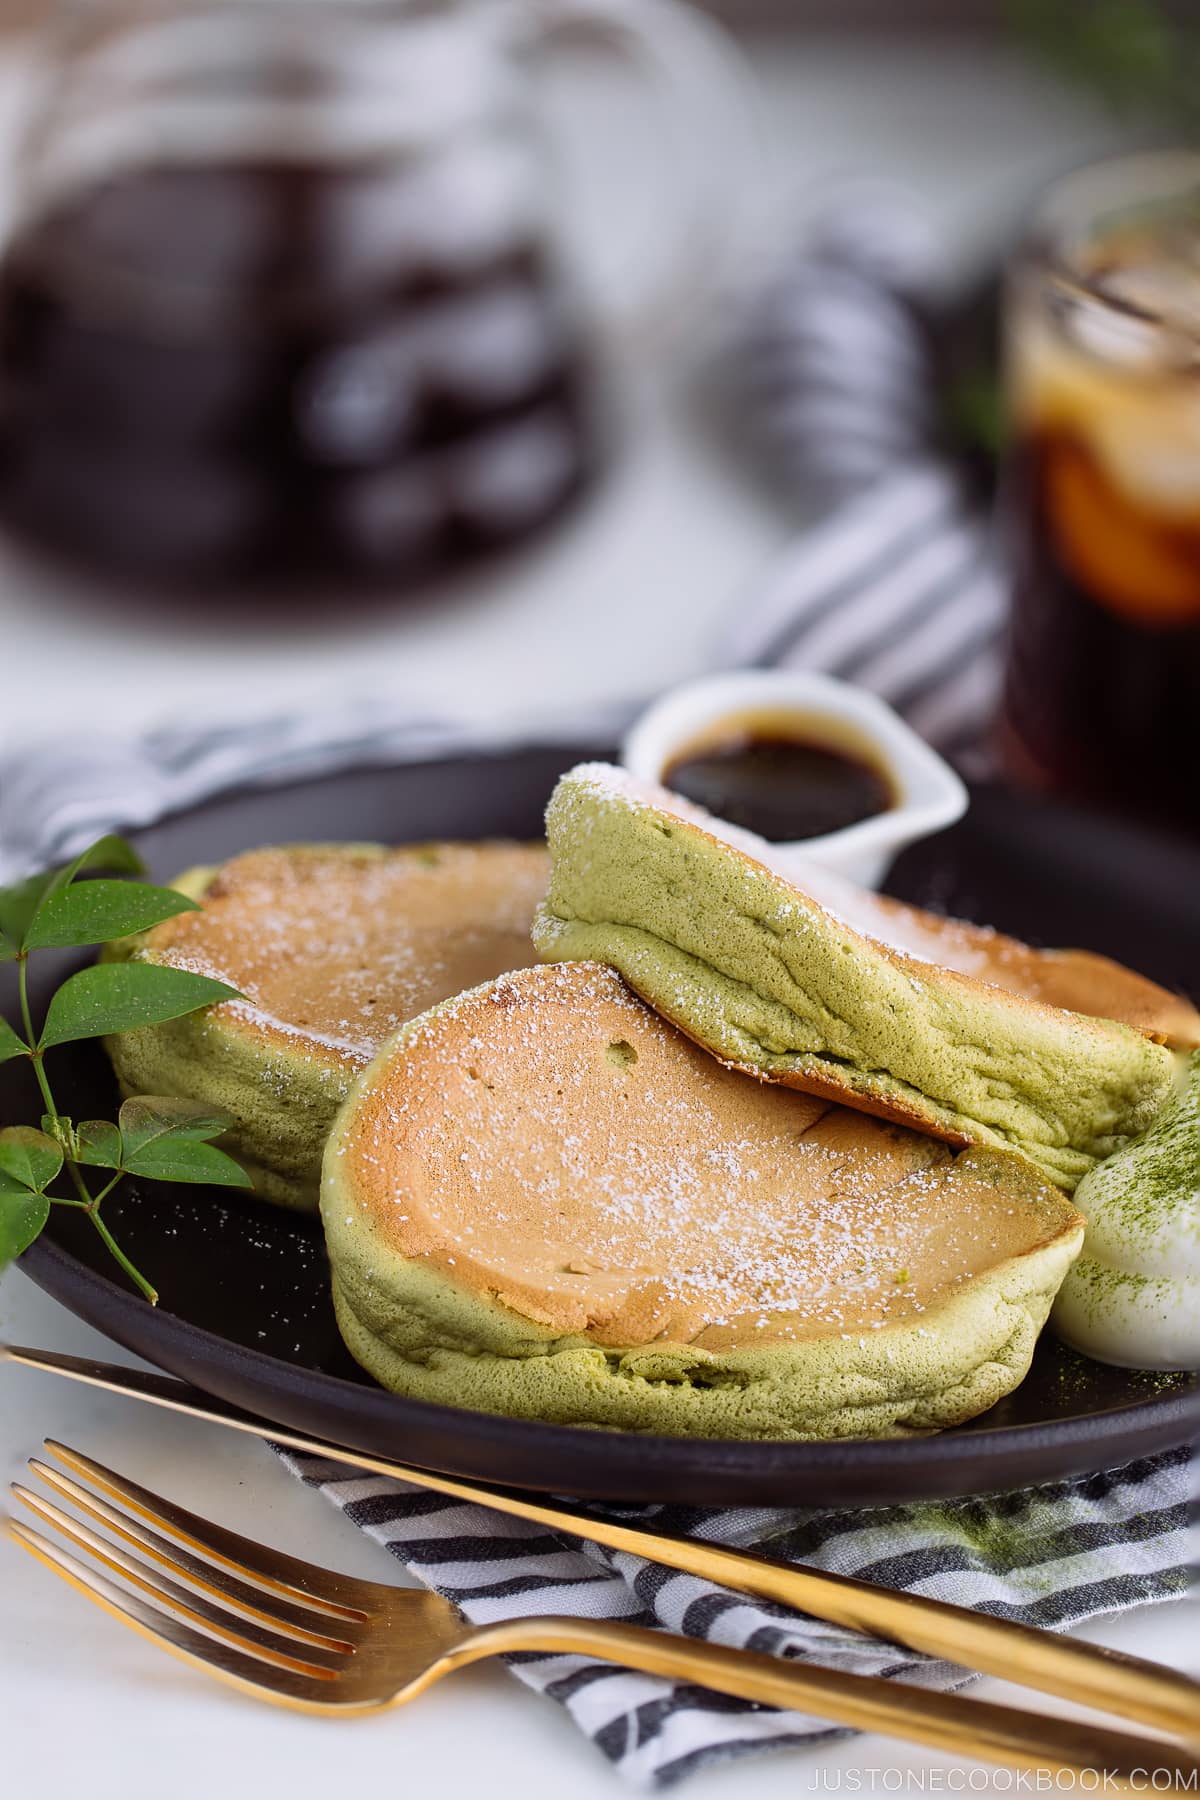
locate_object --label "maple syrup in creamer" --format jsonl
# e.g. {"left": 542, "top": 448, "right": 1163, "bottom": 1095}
{"left": 664, "top": 719, "right": 895, "bottom": 842}
{"left": 0, "top": 158, "right": 596, "bottom": 591}
{"left": 999, "top": 184, "right": 1200, "bottom": 830}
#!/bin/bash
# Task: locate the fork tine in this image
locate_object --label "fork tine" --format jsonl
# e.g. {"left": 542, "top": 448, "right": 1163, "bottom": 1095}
{"left": 26, "top": 1457, "right": 358, "bottom": 1653}
{"left": 43, "top": 1440, "right": 369, "bottom": 1621}
{"left": 7, "top": 1520, "right": 373, "bottom": 1714}
{"left": 11, "top": 1484, "right": 345, "bottom": 1678}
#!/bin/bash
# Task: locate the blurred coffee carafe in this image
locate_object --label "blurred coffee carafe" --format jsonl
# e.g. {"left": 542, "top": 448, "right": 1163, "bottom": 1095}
{"left": 0, "top": 0, "right": 745, "bottom": 595}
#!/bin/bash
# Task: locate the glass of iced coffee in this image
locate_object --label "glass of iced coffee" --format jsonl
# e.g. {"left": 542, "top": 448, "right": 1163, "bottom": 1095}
{"left": 999, "top": 152, "right": 1200, "bottom": 831}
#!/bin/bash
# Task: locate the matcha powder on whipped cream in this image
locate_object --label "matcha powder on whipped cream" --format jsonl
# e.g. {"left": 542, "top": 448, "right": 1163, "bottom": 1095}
{"left": 1053, "top": 1052, "right": 1200, "bottom": 1371}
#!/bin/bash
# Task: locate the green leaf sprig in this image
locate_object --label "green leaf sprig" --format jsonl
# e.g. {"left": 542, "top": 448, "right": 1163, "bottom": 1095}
{"left": 0, "top": 836, "right": 251, "bottom": 1302}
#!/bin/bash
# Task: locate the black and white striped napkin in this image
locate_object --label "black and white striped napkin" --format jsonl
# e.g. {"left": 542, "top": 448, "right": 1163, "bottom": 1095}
{"left": 0, "top": 702, "right": 630, "bottom": 884}
{"left": 1, "top": 197, "right": 1194, "bottom": 1786}
{"left": 718, "top": 187, "right": 1006, "bottom": 772}
{"left": 271, "top": 1447, "right": 1193, "bottom": 1788}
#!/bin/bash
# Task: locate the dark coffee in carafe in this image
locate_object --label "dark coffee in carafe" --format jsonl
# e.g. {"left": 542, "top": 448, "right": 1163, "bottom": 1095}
{"left": 0, "top": 0, "right": 749, "bottom": 599}
{"left": 0, "top": 0, "right": 621, "bottom": 597}
{"left": 0, "top": 156, "right": 593, "bottom": 588}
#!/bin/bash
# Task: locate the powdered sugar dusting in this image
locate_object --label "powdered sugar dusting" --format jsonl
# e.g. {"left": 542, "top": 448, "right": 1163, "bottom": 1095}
{"left": 346, "top": 962, "right": 1060, "bottom": 1350}
{"left": 140, "top": 843, "right": 550, "bottom": 1069}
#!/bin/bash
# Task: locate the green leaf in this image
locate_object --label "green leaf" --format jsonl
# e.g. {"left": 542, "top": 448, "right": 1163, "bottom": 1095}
{"left": 0, "top": 834, "right": 145, "bottom": 958}
{"left": 122, "top": 1137, "right": 251, "bottom": 1188}
{"left": 0, "top": 1187, "right": 50, "bottom": 1265}
{"left": 25, "top": 881, "right": 199, "bottom": 951}
{"left": 39, "top": 962, "right": 239, "bottom": 1049}
{"left": 77, "top": 1100, "right": 241, "bottom": 1182}
{"left": 0, "top": 873, "right": 50, "bottom": 960}
{"left": 49, "top": 834, "right": 145, "bottom": 892}
{"left": 116, "top": 1097, "right": 248, "bottom": 1186}
{"left": 0, "top": 1125, "right": 64, "bottom": 1193}
{"left": 75, "top": 1119, "right": 123, "bottom": 1171}
{"left": 0, "top": 1016, "right": 28, "bottom": 1062}
{"left": 118, "top": 1096, "right": 234, "bottom": 1156}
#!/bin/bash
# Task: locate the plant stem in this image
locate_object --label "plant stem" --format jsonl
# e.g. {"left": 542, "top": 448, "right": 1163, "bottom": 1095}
{"left": 60, "top": 1157, "right": 94, "bottom": 1206}
{"left": 16, "top": 954, "right": 53, "bottom": 1117}
{"left": 88, "top": 1207, "right": 158, "bottom": 1305}
{"left": 17, "top": 950, "right": 157, "bottom": 1303}
{"left": 17, "top": 953, "right": 93, "bottom": 1205}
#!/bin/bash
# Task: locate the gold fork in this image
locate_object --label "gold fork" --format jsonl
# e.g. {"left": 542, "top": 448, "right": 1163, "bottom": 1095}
{"left": 5, "top": 1343, "right": 1199, "bottom": 1746}
{"left": 8, "top": 1442, "right": 1200, "bottom": 1788}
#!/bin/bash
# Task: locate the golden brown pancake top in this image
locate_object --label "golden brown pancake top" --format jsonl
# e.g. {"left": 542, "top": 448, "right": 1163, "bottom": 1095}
{"left": 849, "top": 891, "right": 1200, "bottom": 1049}
{"left": 145, "top": 843, "right": 550, "bottom": 1069}
{"left": 342, "top": 962, "right": 1083, "bottom": 1351}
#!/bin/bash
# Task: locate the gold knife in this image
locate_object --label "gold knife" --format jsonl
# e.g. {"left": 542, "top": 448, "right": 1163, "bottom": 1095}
{"left": 4, "top": 1341, "right": 1197, "bottom": 1743}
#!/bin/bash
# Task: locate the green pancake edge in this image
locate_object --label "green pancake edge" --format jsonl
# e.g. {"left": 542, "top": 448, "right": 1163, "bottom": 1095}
{"left": 101, "top": 857, "right": 363, "bottom": 1211}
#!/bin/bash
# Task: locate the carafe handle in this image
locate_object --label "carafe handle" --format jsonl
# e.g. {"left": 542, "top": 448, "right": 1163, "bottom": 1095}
{"left": 525, "top": 0, "right": 760, "bottom": 341}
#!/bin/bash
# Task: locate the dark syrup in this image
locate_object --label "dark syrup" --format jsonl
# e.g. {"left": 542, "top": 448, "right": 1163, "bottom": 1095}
{"left": 664, "top": 727, "right": 894, "bottom": 842}
{"left": 0, "top": 160, "right": 596, "bottom": 593}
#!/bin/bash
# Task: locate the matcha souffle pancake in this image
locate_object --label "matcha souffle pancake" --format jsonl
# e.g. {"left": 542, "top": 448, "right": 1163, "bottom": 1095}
{"left": 532, "top": 766, "right": 1189, "bottom": 1192}
{"left": 323, "top": 962, "right": 1084, "bottom": 1439}
{"left": 104, "top": 842, "right": 549, "bottom": 1209}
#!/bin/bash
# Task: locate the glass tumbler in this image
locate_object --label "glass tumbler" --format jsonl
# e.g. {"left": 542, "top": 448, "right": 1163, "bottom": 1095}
{"left": 999, "top": 152, "right": 1200, "bottom": 830}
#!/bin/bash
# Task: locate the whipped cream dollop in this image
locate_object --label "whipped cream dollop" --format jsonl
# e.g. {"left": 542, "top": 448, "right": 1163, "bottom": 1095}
{"left": 1053, "top": 1052, "right": 1200, "bottom": 1370}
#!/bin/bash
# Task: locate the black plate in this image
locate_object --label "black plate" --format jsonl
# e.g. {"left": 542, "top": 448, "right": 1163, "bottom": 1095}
{"left": 7, "top": 747, "right": 1198, "bottom": 1504}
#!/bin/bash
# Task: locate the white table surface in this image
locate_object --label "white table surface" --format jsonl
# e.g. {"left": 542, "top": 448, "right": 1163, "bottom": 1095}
{"left": 3, "top": 28, "right": 1196, "bottom": 1800}
{"left": 4, "top": 1277, "right": 1198, "bottom": 1800}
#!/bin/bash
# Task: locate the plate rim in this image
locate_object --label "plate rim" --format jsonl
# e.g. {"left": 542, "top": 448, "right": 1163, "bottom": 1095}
{"left": 20, "top": 1169, "right": 1199, "bottom": 1486}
